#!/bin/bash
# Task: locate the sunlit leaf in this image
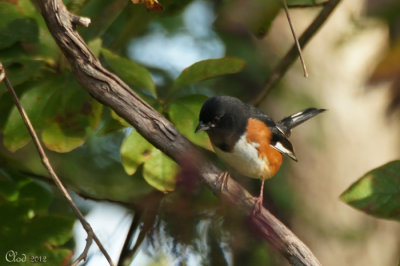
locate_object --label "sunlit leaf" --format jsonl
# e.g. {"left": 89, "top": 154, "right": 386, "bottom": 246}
{"left": 41, "top": 123, "right": 86, "bottom": 153}
{"left": 40, "top": 74, "right": 100, "bottom": 153}
{"left": 101, "top": 48, "right": 156, "bottom": 97}
{"left": 143, "top": 148, "right": 178, "bottom": 192}
{"left": 120, "top": 130, "right": 178, "bottom": 192}
{"left": 172, "top": 58, "right": 246, "bottom": 90}
{"left": 340, "top": 160, "right": 400, "bottom": 221}
{"left": 120, "top": 130, "right": 154, "bottom": 175}
{"left": 168, "top": 95, "right": 211, "bottom": 149}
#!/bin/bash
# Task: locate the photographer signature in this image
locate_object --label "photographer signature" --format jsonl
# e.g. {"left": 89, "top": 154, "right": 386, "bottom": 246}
{"left": 5, "top": 250, "right": 47, "bottom": 263}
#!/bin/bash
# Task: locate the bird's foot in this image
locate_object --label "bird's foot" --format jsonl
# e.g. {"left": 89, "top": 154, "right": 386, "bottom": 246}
{"left": 216, "top": 171, "right": 230, "bottom": 192}
{"left": 252, "top": 196, "right": 263, "bottom": 216}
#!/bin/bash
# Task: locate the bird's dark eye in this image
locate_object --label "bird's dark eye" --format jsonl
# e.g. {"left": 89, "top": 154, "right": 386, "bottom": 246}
{"left": 210, "top": 115, "right": 222, "bottom": 128}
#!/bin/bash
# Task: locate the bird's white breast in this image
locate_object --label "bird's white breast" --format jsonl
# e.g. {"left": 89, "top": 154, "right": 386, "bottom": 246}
{"left": 213, "top": 134, "right": 271, "bottom": 179}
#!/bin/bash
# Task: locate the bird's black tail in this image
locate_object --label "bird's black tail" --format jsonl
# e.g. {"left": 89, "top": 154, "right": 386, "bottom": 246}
{"left": 276, "top": 108, "right": 326, "bottom": 137}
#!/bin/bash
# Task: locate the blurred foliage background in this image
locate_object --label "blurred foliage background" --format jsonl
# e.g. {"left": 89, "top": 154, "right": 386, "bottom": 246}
{"left": 0, "top": 0, "right": 399, "bottom": 265}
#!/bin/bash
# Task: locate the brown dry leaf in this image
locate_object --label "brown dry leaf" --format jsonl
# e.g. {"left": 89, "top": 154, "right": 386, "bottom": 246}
{"left": 370, "top": 42, "right": 400, "bottom": 82}
{"left": 369, "top": 42, "right": 400, "bottom": 114}
{"left": 131, "top": 0, "right": 163, "bottom": 11}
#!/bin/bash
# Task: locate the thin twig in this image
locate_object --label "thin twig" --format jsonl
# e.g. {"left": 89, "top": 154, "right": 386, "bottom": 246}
{"left": 253, "top": 0, "right": 342, "bottom": 106}
{"left": 0, "top": 63, "right": 115, "bottom": 266}
{"left": 282, "top": 0, "right": 308, "bottom": 78}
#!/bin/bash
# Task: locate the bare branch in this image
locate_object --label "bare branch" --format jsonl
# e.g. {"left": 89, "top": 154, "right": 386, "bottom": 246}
{"left": 36, "top": 0, "right": 322, "bottom": 265}
{"left": 0, "top": 63, "right": 114, "bottom": 266}
{"left": 282, "top": 0, "right": 309, "bottom": 78}
{"left": 253, "top": 0, "right": 342, "bottom": 106}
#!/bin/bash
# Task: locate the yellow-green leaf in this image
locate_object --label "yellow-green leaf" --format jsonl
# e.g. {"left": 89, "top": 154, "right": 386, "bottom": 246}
{"left": 143, "top": 149, "right": 178, "bottom": 192}
{"left": 41, "top": 123, "right": 86, "bottom": 153}
{"left": 120, "top": 130, "right": 153, "bottom": 175}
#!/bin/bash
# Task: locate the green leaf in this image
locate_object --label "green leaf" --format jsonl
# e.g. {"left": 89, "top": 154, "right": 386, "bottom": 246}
{"left": 88, "top": 37, "right": 103, "bottom": 57}
{"left": 0, "top": 172, "right": 75, "bottom": 265}
{"left": 40, "top": 74, "right": 100, "bottom": 153}
{"left": 120, "top": 130, "right": 154, "bottom": 175}
{"left": 168, "top": 95, "right": 211, "bottom": 149}
{"left": 172, "top": 57, "right": 246, "bottom": 90}
{"left": 88, "top": 99, "right": 103, "bottom": 130}
{"left": 340, "top": 160, "right": 400, "bottom": 221}
{"left": 3, "top": 73, "right": 100, "bottom": 153}
{"left": 0, "top": 18, "right": 38, "bottom": 49}
{"left": 0, "top": 170, "right": 19, "bottom": 201}
{"left": 0, "top": 2, "right": 24, "bottom": 28}
{"left": 143, "top": 149, "right": 178, "bottom": 192}
{"left": 19, "top": 182, "right": 52, "bottom": 211}
{"left": 3, "top": 80, "right": 56, "bottom": 152}
{"left": 101, "top": 48, "right": 156, "bottom": 97}
{"left": 120, "top": 131, "right": 178, "bottom": 192}
{"left": 3, "top": 60, "right": 45, "bottom": 87}
{"left": 27, "top": 215, "right": 74, "bottom": 246}
{"left": 41, "top": 123, "right": 86, "bottom": 153}
{"left": 111, "top": 109, "right": 131, "bottom": 128}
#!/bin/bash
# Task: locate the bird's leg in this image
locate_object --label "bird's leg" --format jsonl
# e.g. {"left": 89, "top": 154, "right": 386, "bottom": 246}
{"left": 252, "top": 179, "right": 265, "bottom": 215}
{"left": 216, "top": 171, "right": 230, "bottom": 191}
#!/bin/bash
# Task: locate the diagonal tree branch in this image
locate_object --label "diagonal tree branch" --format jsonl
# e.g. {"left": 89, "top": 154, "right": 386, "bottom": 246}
{"left": 36, "top": 0, "right": 322, "bottom": 265}
{"left": 0, "top": 63, "right": 114, "bottom": 266}
{"left": 253, "top": 0, "right": 342, "bottom": 106}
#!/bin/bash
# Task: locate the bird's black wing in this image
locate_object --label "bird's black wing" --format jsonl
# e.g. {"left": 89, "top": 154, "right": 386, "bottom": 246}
{"left": 270, "top": 127, "right": 297, "bottom": 161}
{"left": 247, "top": 105, "right": 297, "bottom": 161}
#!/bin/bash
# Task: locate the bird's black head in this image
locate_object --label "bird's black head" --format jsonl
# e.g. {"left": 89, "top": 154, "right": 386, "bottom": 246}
{"left": 195, "top": 96, "right": 248, "bottom": 151}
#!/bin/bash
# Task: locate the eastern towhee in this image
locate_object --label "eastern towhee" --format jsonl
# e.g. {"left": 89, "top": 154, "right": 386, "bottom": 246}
{"left": 195, "top": 96, "right": 325, "bottom": 212}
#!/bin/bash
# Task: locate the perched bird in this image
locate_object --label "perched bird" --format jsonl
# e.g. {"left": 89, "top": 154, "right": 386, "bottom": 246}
{"left": 195, "top": 96, "right": 325, "bottom": 213}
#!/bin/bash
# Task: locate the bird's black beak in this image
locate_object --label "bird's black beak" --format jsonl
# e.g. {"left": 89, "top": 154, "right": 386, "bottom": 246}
{"left": 195, "top": 121, "right": 209, "bottom": 133}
